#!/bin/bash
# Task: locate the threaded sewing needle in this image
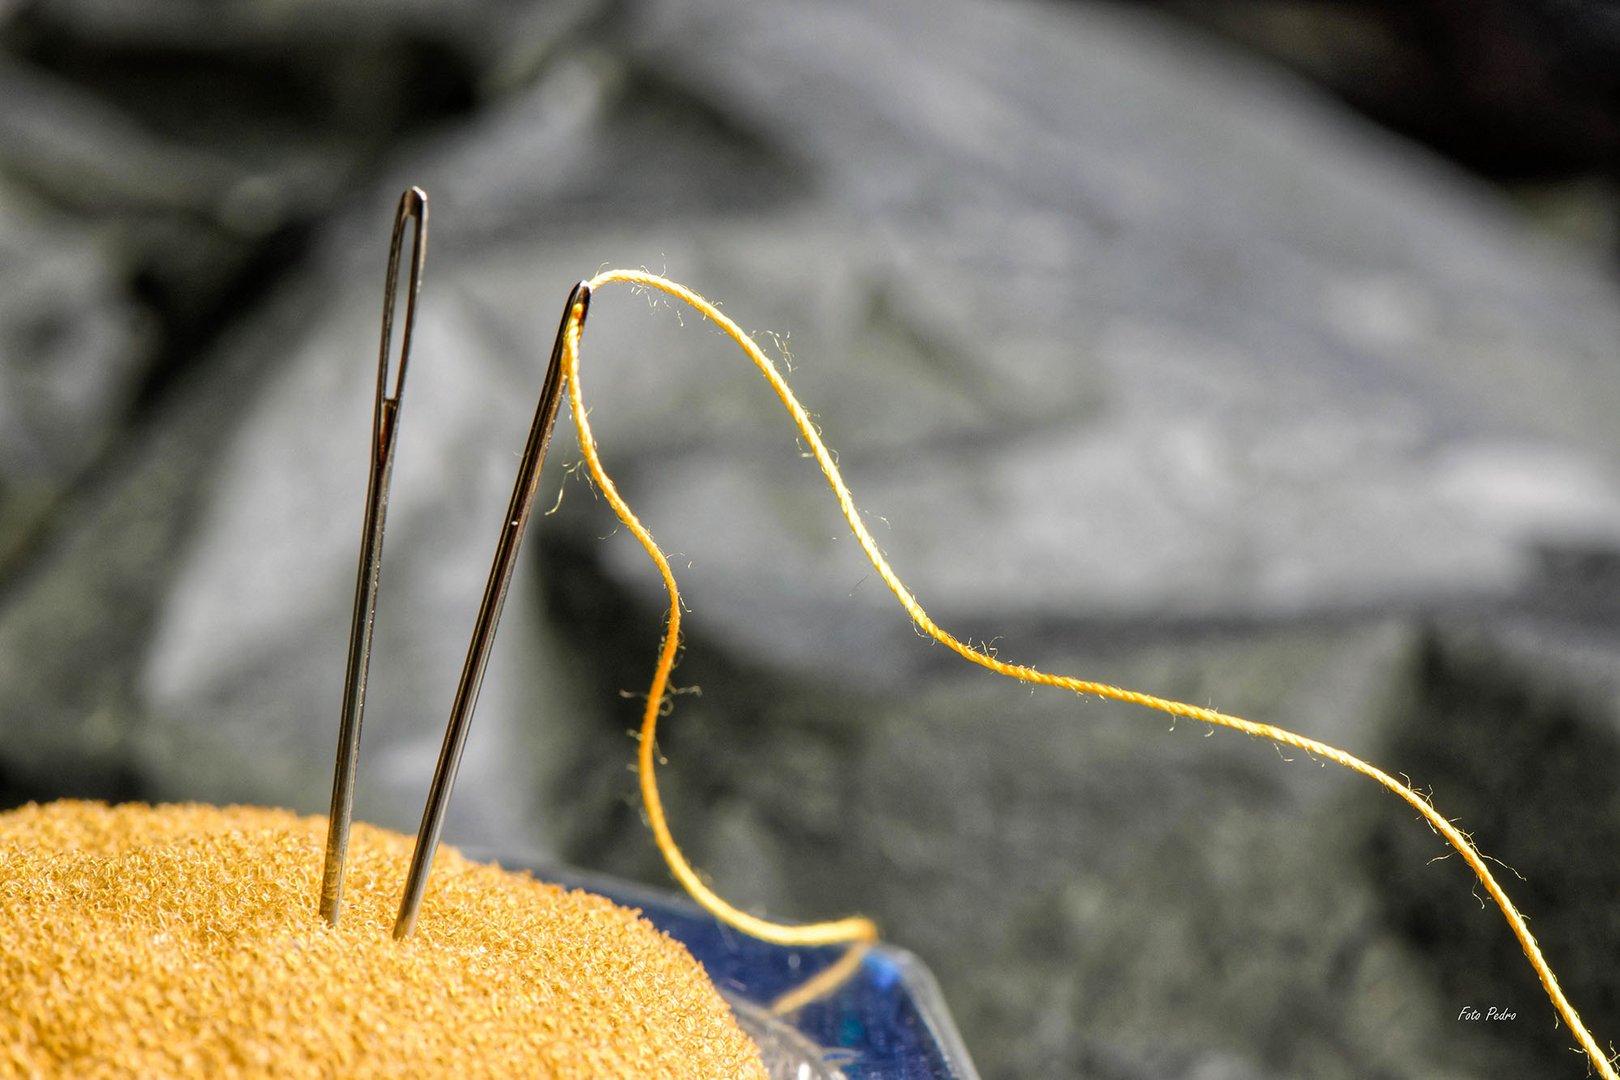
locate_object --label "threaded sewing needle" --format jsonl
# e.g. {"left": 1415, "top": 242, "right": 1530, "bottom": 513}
{"left": 320, "top": 186, "right": 428, "bottom": 927}
{"left": 393, "top": 280, "right": 592, "bottom": 940}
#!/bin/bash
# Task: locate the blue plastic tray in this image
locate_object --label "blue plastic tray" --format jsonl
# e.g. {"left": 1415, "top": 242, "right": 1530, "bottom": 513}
{"left": 494, "top": 860, "right": 980, "bottom": 1079}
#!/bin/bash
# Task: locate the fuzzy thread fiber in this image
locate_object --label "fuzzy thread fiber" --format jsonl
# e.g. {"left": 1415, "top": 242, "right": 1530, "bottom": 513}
{"left": 562, "top": 269, "right": 1616, "bottom": 1078}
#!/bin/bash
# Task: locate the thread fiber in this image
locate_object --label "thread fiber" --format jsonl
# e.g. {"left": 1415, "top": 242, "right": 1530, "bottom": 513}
{"left": 562, "top": 269, "right": 1616, "bottom": 1077}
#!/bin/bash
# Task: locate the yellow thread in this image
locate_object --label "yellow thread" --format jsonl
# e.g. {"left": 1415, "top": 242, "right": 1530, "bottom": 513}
{"left": 561, "top": 281, "right": 876, "bottom": 951}
{"left": 768, "top": 942, "right": 871, "bottom": 1017}
{"left": 563, "top": 269, "right": 1617, "bottom": 1078}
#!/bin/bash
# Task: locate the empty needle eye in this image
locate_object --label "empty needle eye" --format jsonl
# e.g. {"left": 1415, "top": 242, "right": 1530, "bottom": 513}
{"left": 320, "top": 187, "right": 429, "bottom": 928}
{"left": 380, "top": 187, "right": 427, "bottom": 409}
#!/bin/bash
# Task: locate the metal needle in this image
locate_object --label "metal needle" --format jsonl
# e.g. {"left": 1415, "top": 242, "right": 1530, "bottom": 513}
{"left": 320, "top": 186, "right": 428, "bottom": 927}
{"left": 392, "top": 280, "right": 592, "bottom": 939}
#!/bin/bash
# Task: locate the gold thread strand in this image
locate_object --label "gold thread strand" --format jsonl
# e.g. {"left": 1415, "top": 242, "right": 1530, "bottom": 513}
{"left": 563, "top": 269, "right": 1617, "bottom": 1080}
{"left": 769, "top": 942, "right": 871, "bottom": 1017}
{"left": 561, "top": 284, "right": 875, "bottom": 949}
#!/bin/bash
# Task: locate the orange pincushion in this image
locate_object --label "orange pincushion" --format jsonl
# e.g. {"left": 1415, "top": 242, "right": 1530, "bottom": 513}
{"left": 0, "top": 801, "right": 767, "bottom": 1078}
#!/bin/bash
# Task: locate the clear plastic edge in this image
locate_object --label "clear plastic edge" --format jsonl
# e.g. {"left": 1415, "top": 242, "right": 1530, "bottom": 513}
{"left": 463, "top": 849, "right": 983, "bottom": 1080}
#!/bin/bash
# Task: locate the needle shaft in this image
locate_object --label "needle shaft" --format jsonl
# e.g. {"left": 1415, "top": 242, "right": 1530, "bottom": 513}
{"left": 320, "top": 186, "right": 428, "bottom": 927}
{"left": 392, "top": 281, "right": 591, "bottom": 939}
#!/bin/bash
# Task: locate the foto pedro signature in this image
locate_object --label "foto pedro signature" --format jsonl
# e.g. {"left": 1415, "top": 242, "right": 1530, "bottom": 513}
{"left": 1458, "top": 1006, "right": 1517, "bottom": 1022}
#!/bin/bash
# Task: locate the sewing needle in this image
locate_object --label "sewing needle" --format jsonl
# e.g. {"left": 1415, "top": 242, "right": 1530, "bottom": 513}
{"left": 320, "top": 186, "right": 428, "bottom": 927}
{"left": 392, "top": 280, "right": 592, "bottom": 939}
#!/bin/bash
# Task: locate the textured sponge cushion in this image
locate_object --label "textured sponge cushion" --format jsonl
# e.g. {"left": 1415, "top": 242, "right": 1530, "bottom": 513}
{"left": 0, "top": 801, "right": 766, "bottom": 1078}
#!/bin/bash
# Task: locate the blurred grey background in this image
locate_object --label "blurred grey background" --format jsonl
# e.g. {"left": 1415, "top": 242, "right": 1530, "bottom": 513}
{"left": 1, "top": 1, "right": 1618, "bottom": 1076}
